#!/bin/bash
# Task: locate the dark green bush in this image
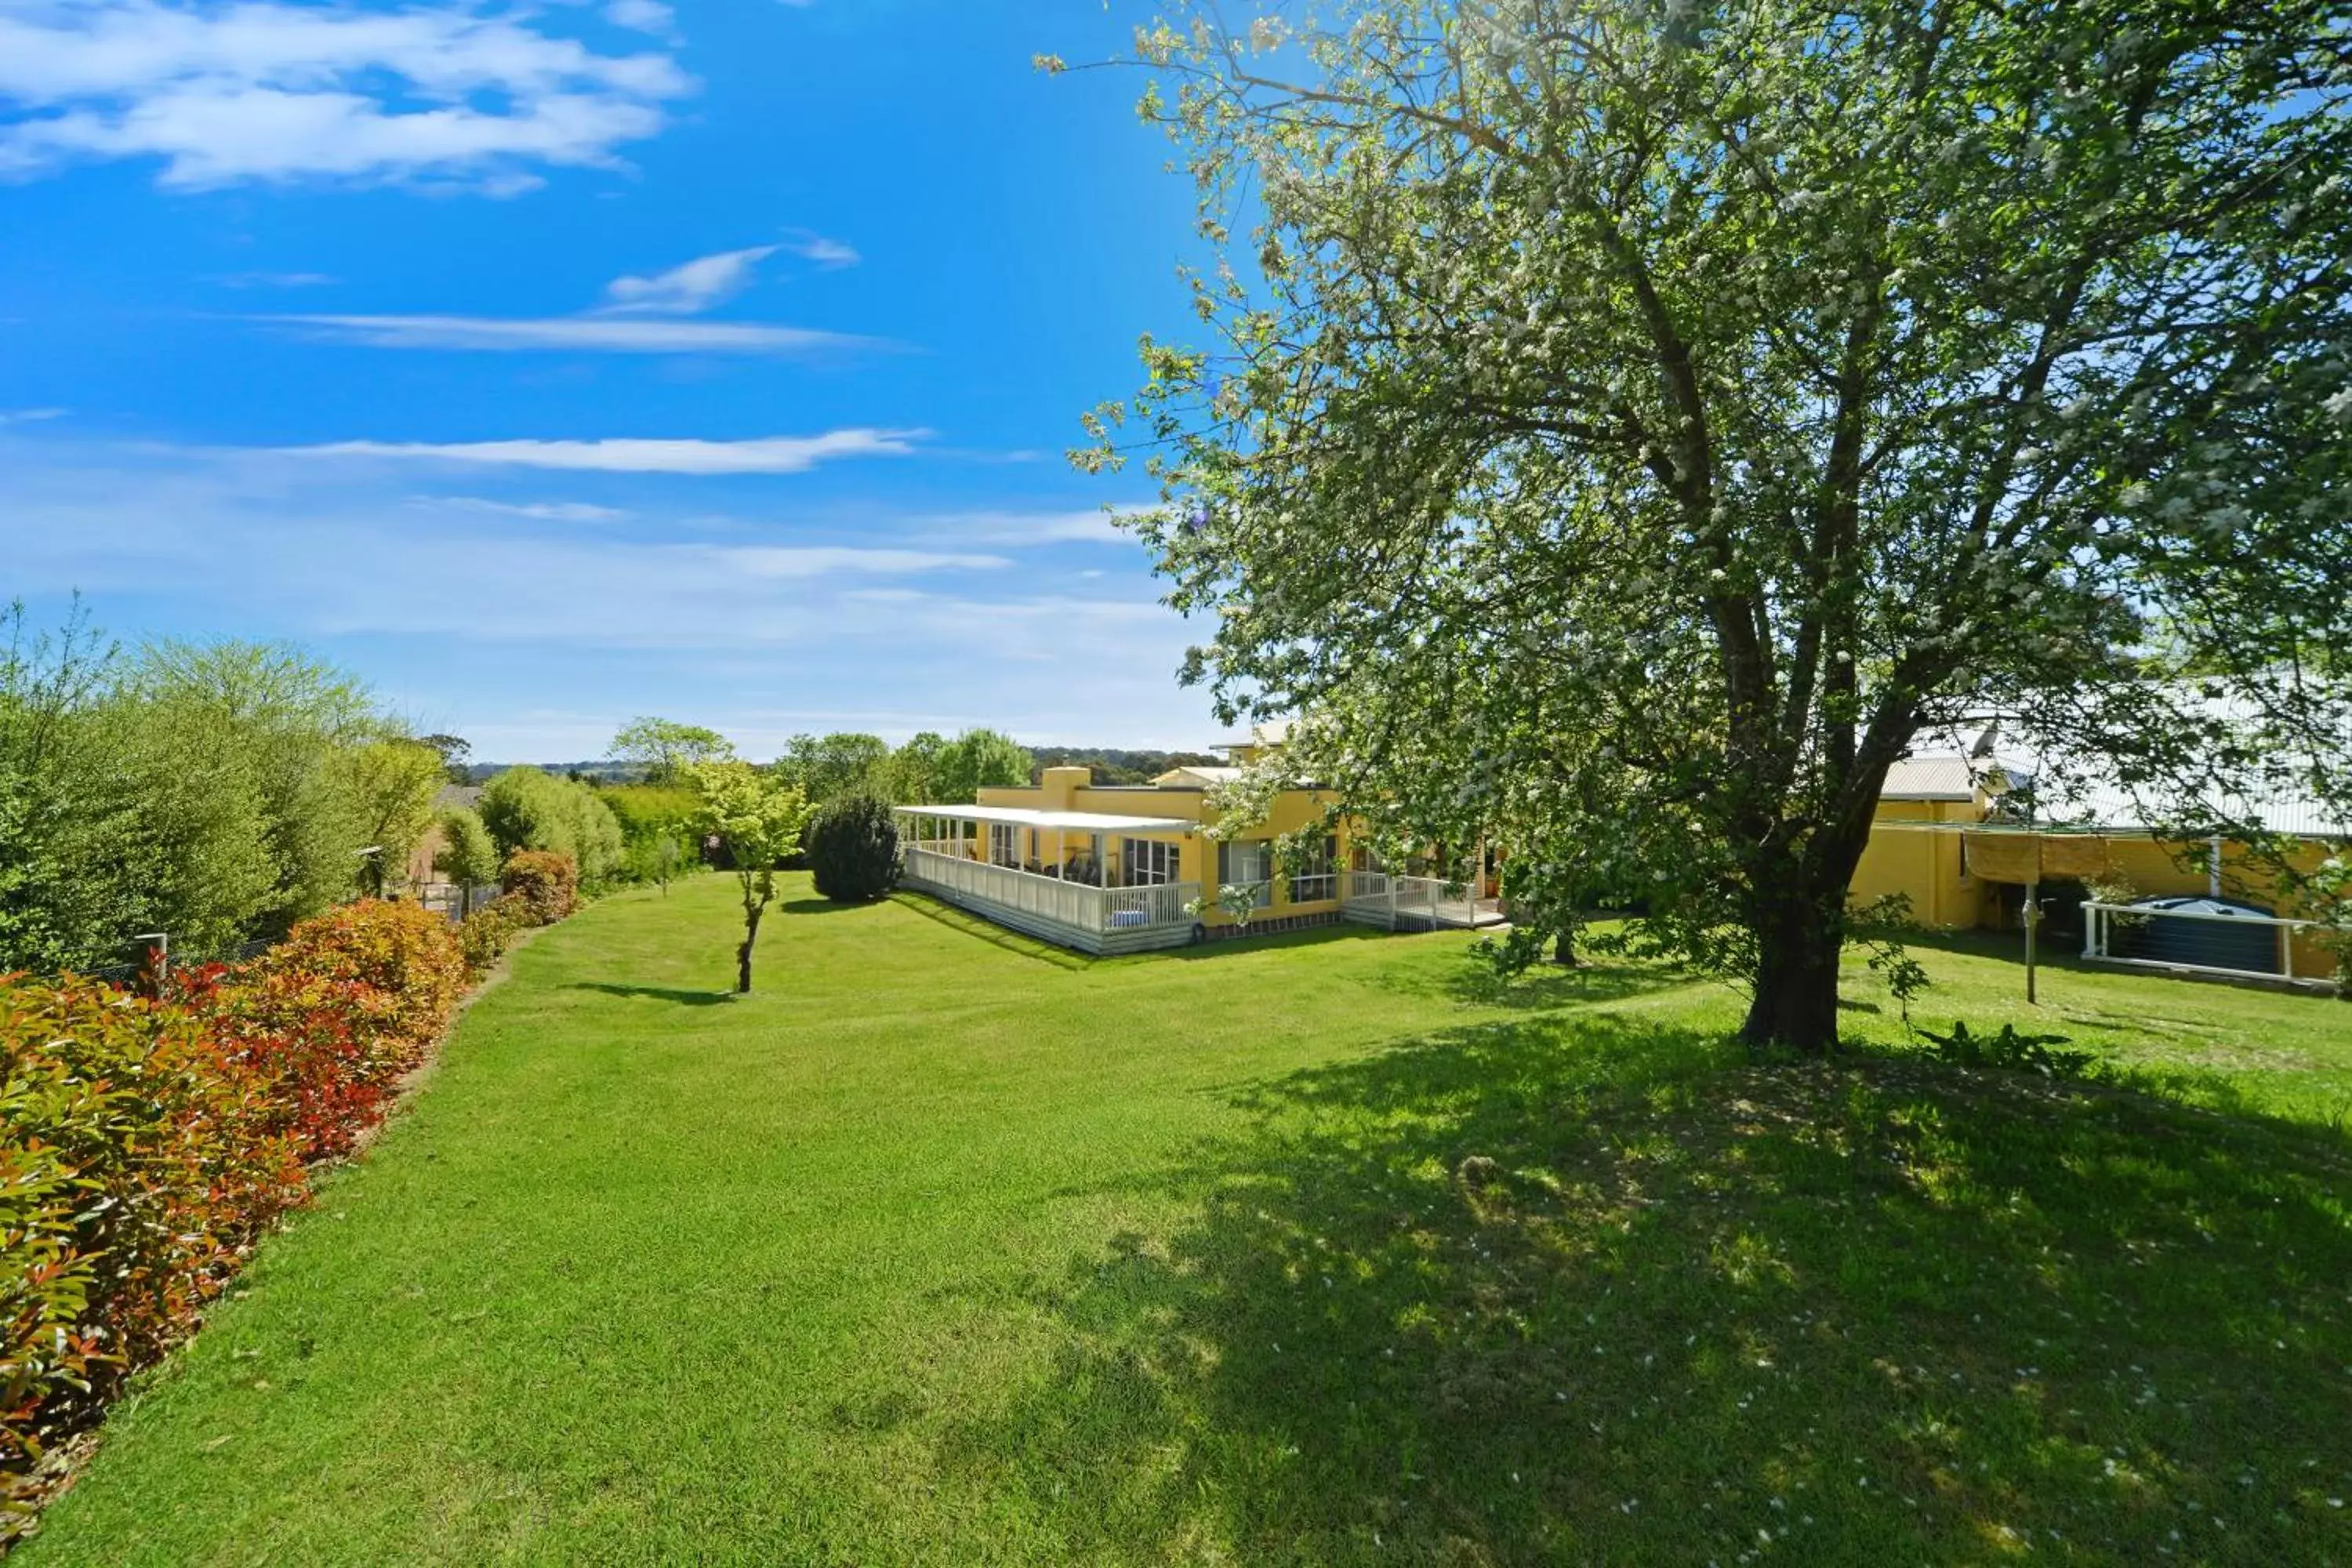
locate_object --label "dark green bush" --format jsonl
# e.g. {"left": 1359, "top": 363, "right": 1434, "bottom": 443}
{"left": 806, "top": 796, "right": 901, "bottom": 903}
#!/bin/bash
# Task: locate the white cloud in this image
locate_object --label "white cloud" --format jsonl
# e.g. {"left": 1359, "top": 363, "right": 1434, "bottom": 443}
{"left": 279, "top": 428, "right": 927, "bottom": 474}
{"left": 261, "top": 313, "right": 877, "bottom": 355}
{"left": 721, "top": 546, "right": 1009, "bottom": 579}
{"left": 0, "top": 2, "right": 691, "bottom": 190}
{"left": 410, "top": 495, "right": 630, "bottom": 523}
{"left": 919, "top": 506, "right": 1151, "bottom": 545}
{"left": 0, "top": 408, "right": 67, "bottom": 426}
{"left": 603, "top": 0, "right": 675, "bottom": 36}
{"left": 780, "top": 230, "right": 859, "bottom": 270}
{"left": 602, "top": 245, "right": 779, "bottom": 315}
{"left": 207, "top": 270, "right": 335, "bottom": 289}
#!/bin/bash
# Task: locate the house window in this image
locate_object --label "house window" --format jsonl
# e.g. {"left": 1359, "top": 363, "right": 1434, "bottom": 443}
{"left": 1218, "top": 840, "right": 1275, "bottom": 908}
{"left": 1289, "top": 836, "right": 1338, "bottom": 903}
{"left": 1123, "top": 838, "right": 1180, "bottom": 886}
{"left": 989, "top": 823, "right": 1021, "bottom": 867}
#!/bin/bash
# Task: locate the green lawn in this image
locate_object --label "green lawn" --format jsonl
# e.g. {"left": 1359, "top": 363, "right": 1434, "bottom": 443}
{"left": 24, "top": 875, "right": 2352, "bottom": 1565}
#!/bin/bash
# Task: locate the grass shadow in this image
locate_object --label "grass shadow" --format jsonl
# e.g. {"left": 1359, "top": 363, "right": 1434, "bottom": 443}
{"left": 567, "top": 983, "right": 735, "bottom": 1007}
{"left": 945, "top": 1014, "right": 2352, "bottom": 1564}
{"left": 886, "top": 891, "right": 1094, "bottom": 971}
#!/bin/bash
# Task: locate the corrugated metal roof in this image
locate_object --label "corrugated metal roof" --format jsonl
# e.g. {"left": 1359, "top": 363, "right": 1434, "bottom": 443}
{"left": 1880, "top": 756, "right": 1986, "bottom": 801}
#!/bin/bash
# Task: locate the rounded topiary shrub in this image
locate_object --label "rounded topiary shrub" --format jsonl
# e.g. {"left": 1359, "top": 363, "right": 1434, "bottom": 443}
{"left": 807, "top": 796, "right": 902, "bottom": 903}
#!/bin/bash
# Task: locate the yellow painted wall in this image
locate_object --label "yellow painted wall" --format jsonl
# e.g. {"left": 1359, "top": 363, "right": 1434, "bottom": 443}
{"left": 971, "top": 768, "right": 1348, "bottom": 923}
{"left": 1852, "top": 824, "right": 1985, "bottom": 930}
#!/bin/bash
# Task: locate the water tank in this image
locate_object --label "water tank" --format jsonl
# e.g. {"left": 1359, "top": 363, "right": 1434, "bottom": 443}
{"left": 2116, "top": 896, "right": 2280, "bottom": 975}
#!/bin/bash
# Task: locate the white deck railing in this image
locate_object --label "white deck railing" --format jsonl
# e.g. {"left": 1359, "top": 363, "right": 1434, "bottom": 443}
{"left": 1342, "top": 870, "right": 1504, "bottom": 930}
{"left": 2081, "top": 899, "right": 2333, "bottom": 986}
{"left": 901, "top": 847, "right": 1198, "bottom": 934}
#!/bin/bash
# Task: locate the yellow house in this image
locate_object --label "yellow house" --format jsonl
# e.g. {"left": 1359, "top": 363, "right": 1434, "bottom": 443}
{"left": 1851, "top": 746, "right": 2342, "bottom": 982}
{"left": 892, "top": 725, "right": 1502, "bottom": 953}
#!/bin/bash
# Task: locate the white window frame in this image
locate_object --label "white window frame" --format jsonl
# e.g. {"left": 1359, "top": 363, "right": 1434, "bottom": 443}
{"left": 1123, "top": 837, "right": 1180, "bottom": 887}
{"left": 989, "top": 822, "right": 1021, "bottom": 867}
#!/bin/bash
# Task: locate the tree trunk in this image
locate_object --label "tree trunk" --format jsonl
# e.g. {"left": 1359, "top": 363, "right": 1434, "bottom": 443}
{"left": 1552, "top": 922, "right": 1578, "bottom": 967}
{"left": 736, "top": 905, "right": 762, "bottom": 993}
{"left": 1740, "top": 915, "right": 1843, "bottom": 1051}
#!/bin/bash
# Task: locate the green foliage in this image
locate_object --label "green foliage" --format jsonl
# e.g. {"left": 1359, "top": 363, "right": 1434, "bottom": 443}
{"left": 687, "top": 760, "right": 808, "bottom": 992}
{"left": 129, "top": 637, "right": 381, "bottom": 932}
{"left": 931, "top": 728, "right": 1032, "bottom": 803}
{"left": 778, "top": 732, "right": 891, "bottom": 807}
{"left": 333, "top": 740, "right": 448, "bottom": 896}
{"left": 806, "top": 796, "right": 902, "bottom": 903}
{"left": 499, "top": 851, "right": 579, "bottom": 926}
{"left": 477, "top": 768, "right": 625, "bottom": 889}
{"left": 607, "top": 717, "right": 733, "bottom": 785}
{"left": 1091, "top": 1, "right": 2352, "bottom": 1051}
{"left": 431, "top": 807, "right": 500, "bottom": 895}
{"left": 456, "top": 902, "right": 530, "bottom": 973}
{"left": 1915, "top": 1020, "right": 2097, "bottom": 1078}
{"left": 0, "top": 602, "right": 404, "bottom": 971}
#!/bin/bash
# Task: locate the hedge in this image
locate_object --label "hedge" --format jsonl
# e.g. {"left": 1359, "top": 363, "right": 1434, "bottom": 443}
{"left": 0, "top": 893, "right": 536, "bottom": 1531}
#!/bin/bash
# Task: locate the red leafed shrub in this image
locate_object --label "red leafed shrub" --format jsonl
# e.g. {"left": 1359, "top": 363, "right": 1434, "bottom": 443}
{"left": 255, "top": 899, "right": 466, "bottom": 1069}
{"left": 180, "top": 966, "right": 390, "bottom": 1163}
{"left": 500, "top": 850, "right": 579, "bottom": 926}
{"left": 0, "top": 976, "right": 304, "bottom": 1508}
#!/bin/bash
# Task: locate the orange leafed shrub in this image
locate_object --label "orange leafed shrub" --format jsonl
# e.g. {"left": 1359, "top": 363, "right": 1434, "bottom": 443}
{"left": 252, "top": 899, "right": 466, "bottom": 1069}
{"left": 500, "top": 850, "right": 579, "bottom": 925}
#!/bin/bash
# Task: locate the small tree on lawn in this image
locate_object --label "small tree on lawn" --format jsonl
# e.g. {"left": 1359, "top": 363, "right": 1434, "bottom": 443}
{"left": 688, "top": 760, "right": 808, "bottom": 993}
{"left": 807, "top": 796, "right": 902, "bottom": 903}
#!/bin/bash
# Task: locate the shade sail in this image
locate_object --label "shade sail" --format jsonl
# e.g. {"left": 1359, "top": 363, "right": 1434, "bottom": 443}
{"left": 1962, "top": 831, "right": 2113, "bottom": 885}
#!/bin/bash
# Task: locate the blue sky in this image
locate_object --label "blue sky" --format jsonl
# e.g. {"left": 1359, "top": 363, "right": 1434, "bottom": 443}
{"left": 0, "top": 0, "right": 1223, "bottom": 760}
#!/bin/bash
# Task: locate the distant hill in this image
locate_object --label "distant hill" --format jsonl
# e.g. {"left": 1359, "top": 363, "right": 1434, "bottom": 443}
{"left": 463, "top": 761, "right": 645, "bottom": 785}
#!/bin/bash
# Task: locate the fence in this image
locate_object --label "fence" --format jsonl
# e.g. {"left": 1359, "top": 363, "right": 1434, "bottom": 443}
{"left": 1341, "top": 870, "right": 1506, "bottom": 932}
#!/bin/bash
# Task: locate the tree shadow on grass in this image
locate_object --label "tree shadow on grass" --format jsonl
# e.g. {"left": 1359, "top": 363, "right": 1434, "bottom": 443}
{"left": 943, "top": 1014, "right": 2352, "bottom": 1565}
{"left": 567, "top": 983, "right": 735, "bottom": 1007}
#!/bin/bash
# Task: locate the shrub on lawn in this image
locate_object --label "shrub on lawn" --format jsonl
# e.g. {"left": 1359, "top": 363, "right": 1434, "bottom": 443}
{"left": 501, "top": 850, "right": 579, "bottom": 926}
{"left": 457, "top": 902, "right": 528, "bottom": 974}
{"left": 806, "top": 795, "right": 901, "bottom": 904}
{"left": 0, "top": 977, "right": 304, "bottom": 1499}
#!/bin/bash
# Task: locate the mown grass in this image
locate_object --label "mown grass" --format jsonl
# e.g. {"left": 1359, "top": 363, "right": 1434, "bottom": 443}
{"left": 23, "top": 875, "right": 2352, "bottom": 1565}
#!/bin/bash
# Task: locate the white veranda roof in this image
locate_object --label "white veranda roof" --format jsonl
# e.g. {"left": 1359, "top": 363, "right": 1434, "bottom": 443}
{"left": 894, "top": 804, "right": 1198, "bottom": 834}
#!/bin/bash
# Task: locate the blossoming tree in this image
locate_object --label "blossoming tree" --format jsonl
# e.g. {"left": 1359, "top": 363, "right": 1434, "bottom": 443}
{"left": 1076, "top": 0, "right": 2352, "bottom": 1049}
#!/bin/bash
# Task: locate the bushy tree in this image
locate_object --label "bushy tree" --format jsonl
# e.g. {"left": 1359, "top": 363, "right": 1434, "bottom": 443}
{"left": 779, "top": 732, "right": 892, "bottom": 806}
{"left": 807, "top": 796, "right": 902, "bottom": 903}
{"left": 129, "top": 638, "right": 379, "bottom": 931}
{"left": 1086, "top": 0, "right": 2352, "bottom": 1049}
{"left": 931, "top": 728, "right": 1033, "bottom": 803}
{"left": 687, "top": 760, "right": 808, "bottom": 993}
{"left": 608, "top": 717, "right": 733, "bottom": 785}
{"left": 873, "top": 731, "right": 949, "bottom": 804}
{"left": 477, "top": 768, "right": 626, "bottom": 889}
{"left": 336, "top": 739, "right": 449, "bottom": 896}
{"left": 432, "top": 808, "right": 501, "bottom": 915}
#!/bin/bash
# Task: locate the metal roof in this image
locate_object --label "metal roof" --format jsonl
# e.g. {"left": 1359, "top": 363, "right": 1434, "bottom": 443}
{"left": 894, "top": 804, "right": 1198, "bottom": 833}
{"left": 1880, "top": 756, "right": 1988, "bottom": 801}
